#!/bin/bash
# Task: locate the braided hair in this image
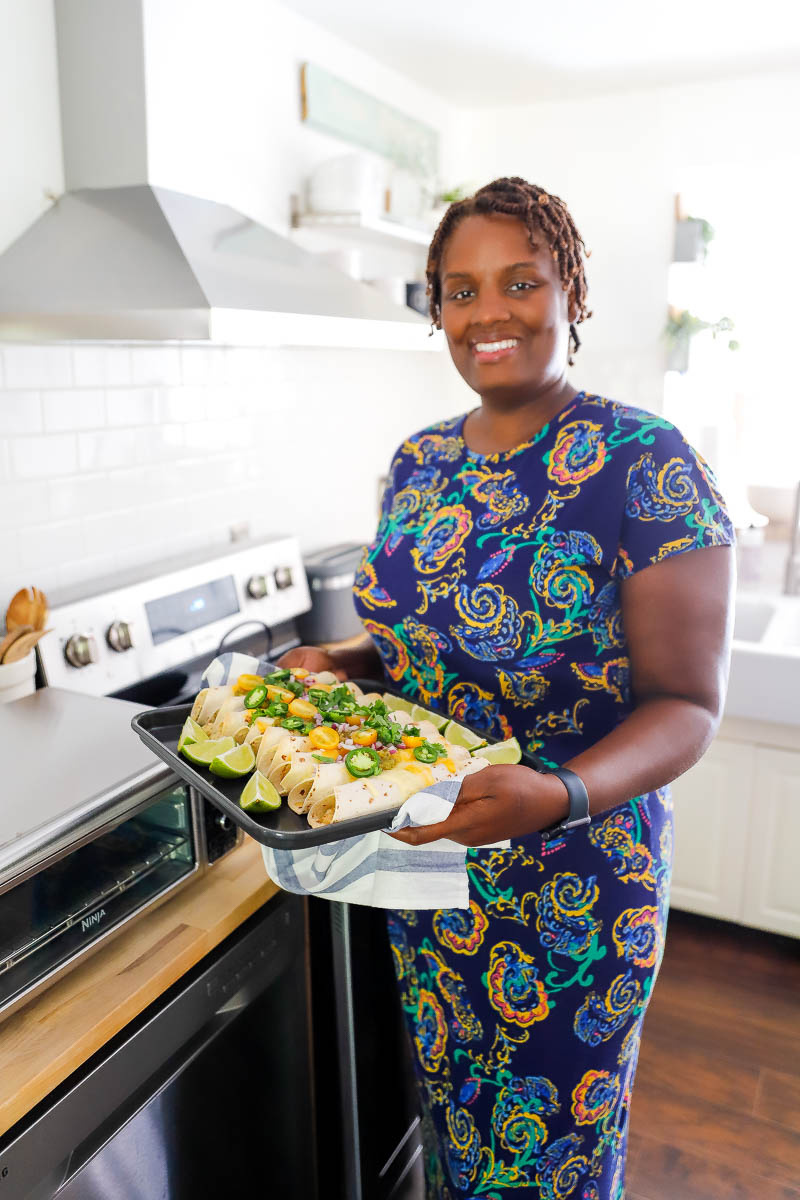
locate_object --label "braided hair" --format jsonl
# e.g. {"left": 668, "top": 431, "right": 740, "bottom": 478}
{"left": 426, "top": 176, "right": 591, "bottom": 364}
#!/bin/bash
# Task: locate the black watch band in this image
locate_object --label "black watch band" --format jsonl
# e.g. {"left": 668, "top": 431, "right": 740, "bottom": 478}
{"left": 539, "top": 766, "right": 591, "bottom": 842}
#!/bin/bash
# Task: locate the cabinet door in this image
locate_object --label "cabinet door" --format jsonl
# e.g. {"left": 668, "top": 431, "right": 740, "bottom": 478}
{"left": 741, "top": 747, "right": 800, "bottom": 937}
{"left": 669, "top": 739, "right": 754, "bottom": 921}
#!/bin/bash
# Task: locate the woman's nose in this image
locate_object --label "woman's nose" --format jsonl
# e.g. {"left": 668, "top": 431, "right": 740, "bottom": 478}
{"left": 471, "top": 288, "right": 512, "bottom": 326}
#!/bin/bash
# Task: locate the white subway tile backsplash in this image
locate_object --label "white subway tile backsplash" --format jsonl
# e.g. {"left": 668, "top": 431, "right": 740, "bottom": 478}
{"left": 130, "top": 346, "right": 181, "bottom": 387}
{"left": 3, "top": 345, "right": 73, "bottom": 390}
{"left": 42, "top": 389, "right": 105, "bottom": 433}
{"left": 180, "top": 346, "right": 227, "bottom": 388}
{"left": 0, "top": 340, "right": 449, "bottom": 611}
{"left": 0, "top": 391, "right": 42, "bottom": 435}
{"left": 11, "top": 434, "right": 78, "bottom": 479}
{"left": 106, "top": 387, "right": 157, "bottom": 426}
{"left": 18, "top": 520, "right": 86, "bottom": 570}
{"left": 49, "top": 474, "right": 109, "bottom": 520}
{"left": 156, "top": 386, "right": 208, "bottom": 424}
{"left": 72, "top": 345, "right": 132, "bottom": 388}
{"left": 0, "top": 481, "right": 50, "bottom": 528}
{"left": 78, "top": 429, "right": 140, "bottom": 471}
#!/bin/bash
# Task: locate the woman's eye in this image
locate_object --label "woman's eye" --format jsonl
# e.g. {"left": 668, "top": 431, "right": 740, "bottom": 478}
{"left": 449, "top": 288, "right": 474, "bottom": 301}
{"left": 509, "top": 280, "right": 536, "bottom": 292}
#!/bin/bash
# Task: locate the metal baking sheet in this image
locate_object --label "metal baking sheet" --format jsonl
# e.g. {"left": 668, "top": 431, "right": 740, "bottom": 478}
{"left": 131, "top": 685, "right": 539, "bottom": 849}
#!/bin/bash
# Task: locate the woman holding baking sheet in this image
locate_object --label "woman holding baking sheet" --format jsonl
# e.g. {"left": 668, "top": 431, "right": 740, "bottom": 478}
{"left": 280, "top": 177, "right": 734, "bottom": 1200}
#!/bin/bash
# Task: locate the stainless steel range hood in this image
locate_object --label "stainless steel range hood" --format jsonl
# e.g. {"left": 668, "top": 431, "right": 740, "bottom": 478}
{"left": 0, "top": 0, "right": 430, "bottom": 348}
{"left": 0, "top": 183, "right": 428, "bottom": 344}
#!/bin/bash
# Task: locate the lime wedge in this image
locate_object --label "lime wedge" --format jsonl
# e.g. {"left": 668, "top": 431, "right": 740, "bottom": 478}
{"left": 177, "top": 716, "right": 208, "bottom": 752}
{"left": 442, "top": 720, "right": 487, "bottom": 751}
{"left": 476, "top": 737, "right": 522, "bottom": 765}
{"left": 182, "top": 736, "right": 235, "bottom": 765}
{"left": 382, "top": 693, "right": 414, "bottom": 715}
{"left": 409, "top": 703, "right": 448, "bottom": 731}
{"left": 210, "top": 743, "right": 256, "bottom": 778}
{"left": 240, "top": 771, "right": 282, "bottom": 813}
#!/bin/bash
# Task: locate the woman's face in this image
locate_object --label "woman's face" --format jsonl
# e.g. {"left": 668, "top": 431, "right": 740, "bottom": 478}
{"left": 438, "top": 212, "right": 576, "bottom": 402}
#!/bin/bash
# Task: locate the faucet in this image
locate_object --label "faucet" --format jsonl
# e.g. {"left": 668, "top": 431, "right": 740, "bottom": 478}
{"left": 785, "top": 480, "right": 800, "bottom": 595}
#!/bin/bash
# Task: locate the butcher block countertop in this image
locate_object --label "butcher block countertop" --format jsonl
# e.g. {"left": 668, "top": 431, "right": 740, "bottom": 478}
{"left": 0, "top": 837, "right": 277, "bottom": 1138}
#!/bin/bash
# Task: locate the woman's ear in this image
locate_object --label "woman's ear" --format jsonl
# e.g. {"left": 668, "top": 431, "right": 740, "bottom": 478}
{"left": 567, "top": 286, "right": 579, "bottom": 324}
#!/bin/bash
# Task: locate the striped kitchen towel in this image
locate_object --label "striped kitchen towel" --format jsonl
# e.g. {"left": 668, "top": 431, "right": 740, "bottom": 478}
{"left": 261, "top": 778, "right": 487, "bottom": 910}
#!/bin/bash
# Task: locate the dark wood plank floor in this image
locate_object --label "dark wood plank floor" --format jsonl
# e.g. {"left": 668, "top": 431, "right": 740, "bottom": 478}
{"left": 627, "top": 910, "right": 800, "bottom": 1200}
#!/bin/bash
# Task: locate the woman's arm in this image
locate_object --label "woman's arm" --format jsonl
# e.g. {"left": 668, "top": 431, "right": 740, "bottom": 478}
{"left": 277, "top": 635, "right": 382, "bottom": 681}
{"left": 562, "top": 542, "right": 734, "bottom": 810}
{"left": 392, "top": 544, "right": 735, "bottom": 846}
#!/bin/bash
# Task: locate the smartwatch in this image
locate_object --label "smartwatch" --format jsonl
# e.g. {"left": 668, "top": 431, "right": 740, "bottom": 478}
{"left": 539, "top": 766, "right": 591, "bottom": 842}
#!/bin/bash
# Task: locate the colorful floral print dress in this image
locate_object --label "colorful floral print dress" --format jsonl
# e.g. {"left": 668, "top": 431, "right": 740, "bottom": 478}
{"left": 352, "top": 393, "right": 734, "bottom": 1199}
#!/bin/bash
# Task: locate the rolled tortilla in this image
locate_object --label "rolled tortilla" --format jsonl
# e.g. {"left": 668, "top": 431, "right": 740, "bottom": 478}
{"left": 256, "top": 727, "right": 300, "bottom": 774}
{"left": 288, "top": 761, "right": 351, "bottom": 814}
{"left": 308, "top": 755, "right": 489, "bottom": 828}
{"left": 244, "top": 715, "right": 274, "bottom": 744}
{"left": 312, "top": 670, "right": 339, "bottom": 685}
{"left": 265, "top": 736, "right": 313, "bottom": 791}
{"left": 214, "top": 700, "right": 250, "bottom": 739}
{"left": 268, "top": 748, "right": 316, "bottom": 795}
{"left": 192, "top": 685, "right": 233, "bottom": 727}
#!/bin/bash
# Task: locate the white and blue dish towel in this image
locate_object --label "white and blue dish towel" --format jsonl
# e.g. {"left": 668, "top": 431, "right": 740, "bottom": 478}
{"left": 200, "top": 653, "right": 508, "bottom": 909}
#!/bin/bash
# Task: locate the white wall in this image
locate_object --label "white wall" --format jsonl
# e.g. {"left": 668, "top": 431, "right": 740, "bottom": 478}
{"left": 142, "top": 0, "right": 461, "bottom": 234}
{"left": 0, "top": 0, "right": 63, "bottom": 253}
{"left": 446, "top": 71, "right": 800, "bottom": 414}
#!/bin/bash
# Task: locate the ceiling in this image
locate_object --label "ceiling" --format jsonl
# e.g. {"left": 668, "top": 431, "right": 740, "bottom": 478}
{"left": 282, "top": 0, "right": 800, "bottom": 104}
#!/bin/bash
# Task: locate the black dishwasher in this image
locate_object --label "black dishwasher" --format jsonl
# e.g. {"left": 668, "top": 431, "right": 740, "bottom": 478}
{"left": 0, "top": 894, "right": 316, "bottom": 1200}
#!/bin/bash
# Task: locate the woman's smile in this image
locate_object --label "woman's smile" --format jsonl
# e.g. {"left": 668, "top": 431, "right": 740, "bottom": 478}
{"left": 471, "top": 335, "right": 522, "bottom": 363}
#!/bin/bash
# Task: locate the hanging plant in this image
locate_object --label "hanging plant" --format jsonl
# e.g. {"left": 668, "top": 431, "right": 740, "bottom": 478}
{"left": 664, "top": 308, "right": 739, "bottom": 372}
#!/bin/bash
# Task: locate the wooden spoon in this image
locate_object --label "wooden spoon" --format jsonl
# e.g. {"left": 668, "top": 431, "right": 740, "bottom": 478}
{"left": 2, "top": 627, "right": 52, "bottom": 664}
{"left": 6, "top": 588, "right": 46, "bottom": 632}
{"left": 0, "top": 625, "right": 33, "bottom": 662}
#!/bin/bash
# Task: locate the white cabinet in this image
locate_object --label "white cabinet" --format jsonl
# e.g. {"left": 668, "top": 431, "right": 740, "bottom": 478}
{"left": 741, "top": 748, "right": 800, "bottom": 937}
{"left": 670, "top": 735, "right": 800, "bottom": 936}
{"left": 670, "top": 739, "right": 753, "bottom": 921}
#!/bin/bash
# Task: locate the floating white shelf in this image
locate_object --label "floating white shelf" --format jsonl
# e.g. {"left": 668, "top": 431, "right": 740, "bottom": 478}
{"left": 291, "top": 211, "right": 432, "bottom": 250}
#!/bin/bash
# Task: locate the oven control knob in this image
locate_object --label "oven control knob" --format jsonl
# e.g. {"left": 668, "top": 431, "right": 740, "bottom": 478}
{"left": 64, "top": 633, "right": 99, "bottom": 669}
{"left": 106, "top": 620, "right": 134, "bottom": 652}
{"left": 247, "top": 574, "right": 269, "bottom": 599}
{"left": 274, "top": 566, "right": 293, "bottom": 590}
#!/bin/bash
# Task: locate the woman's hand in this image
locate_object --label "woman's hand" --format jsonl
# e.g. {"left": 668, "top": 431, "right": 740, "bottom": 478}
{"left": 389, "top": 765, "right": 569, "bottom": 847}
{"left": 276, "top": 645, "right": 347, "bottom": 680}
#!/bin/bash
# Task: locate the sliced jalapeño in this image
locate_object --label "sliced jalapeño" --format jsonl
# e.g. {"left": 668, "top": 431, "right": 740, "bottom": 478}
{"left": 344, "top": 747, "right": 382, "bottom": 778}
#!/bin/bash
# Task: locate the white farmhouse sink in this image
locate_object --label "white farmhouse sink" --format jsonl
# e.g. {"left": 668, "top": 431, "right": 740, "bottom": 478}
{"left": 727, "top": 594, "right": 800, "bottom": 725}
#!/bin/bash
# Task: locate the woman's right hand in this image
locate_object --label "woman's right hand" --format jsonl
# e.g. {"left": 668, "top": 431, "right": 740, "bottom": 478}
{"left": 276, "top": 645, "right": 347, "bottom": 680}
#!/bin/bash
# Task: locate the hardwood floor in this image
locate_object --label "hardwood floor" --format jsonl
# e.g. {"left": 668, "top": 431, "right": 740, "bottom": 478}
{"left": 627, "top": 910, "right": 800, "bottom": 1199}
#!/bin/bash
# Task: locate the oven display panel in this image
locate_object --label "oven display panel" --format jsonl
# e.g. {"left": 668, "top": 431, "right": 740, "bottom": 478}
{"left": 145, "top": 575, "right": 240, "bottom": 646}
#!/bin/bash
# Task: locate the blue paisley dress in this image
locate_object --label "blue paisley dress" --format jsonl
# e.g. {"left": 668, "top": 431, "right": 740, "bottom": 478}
{"left": 352, "top": 392, "right": 734, "bottom": 1200}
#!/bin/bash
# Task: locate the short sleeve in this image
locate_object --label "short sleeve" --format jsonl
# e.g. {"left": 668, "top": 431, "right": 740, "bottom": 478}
{"left": 613, "top": 424, "right": 735, "bottom": 579}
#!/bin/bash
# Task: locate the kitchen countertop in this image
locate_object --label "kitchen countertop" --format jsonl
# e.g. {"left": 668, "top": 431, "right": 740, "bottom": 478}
{"left": 0, "top": 836, "right": 277, "bottom": 1138}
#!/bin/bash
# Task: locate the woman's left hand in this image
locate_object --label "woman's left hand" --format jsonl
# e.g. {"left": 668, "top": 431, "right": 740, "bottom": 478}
{"left": 389, "top": 764, "right": 570, "bottom": 847}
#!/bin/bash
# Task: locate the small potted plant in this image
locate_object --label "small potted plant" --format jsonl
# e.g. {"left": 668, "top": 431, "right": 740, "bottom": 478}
{"left": 673, "top": 215, "right": 715, "bottom": 263}
{"left": 665, "top": 307, "right": 739, "bottom": 373}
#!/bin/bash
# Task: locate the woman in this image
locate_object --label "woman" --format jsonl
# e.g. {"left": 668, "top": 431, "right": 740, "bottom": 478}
{"left": 280, "top": 176, "right": 735, "bottom": 1199}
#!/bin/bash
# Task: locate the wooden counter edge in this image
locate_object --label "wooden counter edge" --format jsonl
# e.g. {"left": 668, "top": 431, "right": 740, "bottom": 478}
{"left": 0, "top": 838, "right": 278, "bottom": 1138}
